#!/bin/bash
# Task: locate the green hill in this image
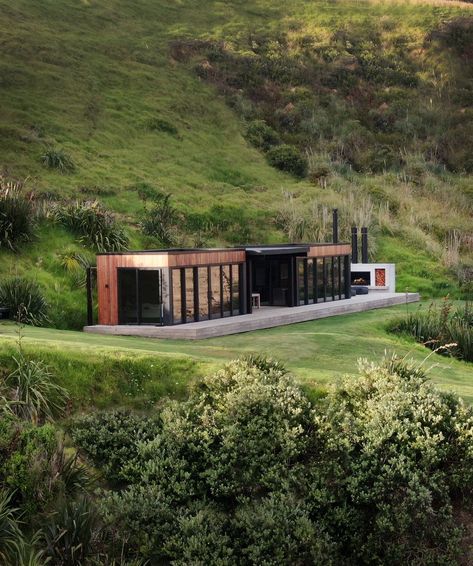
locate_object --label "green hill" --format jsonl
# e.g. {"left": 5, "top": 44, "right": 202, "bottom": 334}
{"left": 0, "top": 0, "right": 472, "bottom": 328}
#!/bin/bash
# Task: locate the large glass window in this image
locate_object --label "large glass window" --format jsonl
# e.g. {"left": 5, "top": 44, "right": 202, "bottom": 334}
{"left": 172, "top": 269, "right": 183, "bottom": 323}
{"left": 139, "top": 270, "right": 161, "bottom": 324}
{"left": 325, "top": 258, "right": 333, "bottom": 301}
{"left": 317, "top": 259, "right": 324, "bottom": 302}
{"left": 340, "top": 256, "right": 346, "bottom": 299}
{"left": 210, "top": 266, "right": 221, "bottom": 318}
{"left": 333, "top": 257, "right": 339, "bottom": 300}
{"left": 231, "top": 265, "right": 240, "bottom": 315}
{"left": 198, "top": 267, "right": 209, "bottom": 321}
{"left": 298, "top": 259, "right": 305, "bottom": 305}
{"left": 185, "top": 268, "right": 195, "bottom": 322}
{"left": 118, "top": 269, "right": 138, "bottom": 323}
{"left": 222, "top": 266, "right": 231, "bottom": 317}
{"left": 307, "top": 259, "right": 314, "bottom": 304}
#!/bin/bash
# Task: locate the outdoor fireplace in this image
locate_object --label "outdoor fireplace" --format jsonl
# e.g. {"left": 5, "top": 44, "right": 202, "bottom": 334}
{"left": 350, "top": 263, "right": 395, "bottom": 292}
{"left": 351, "top": 271, "right": 371, "bottom": 286}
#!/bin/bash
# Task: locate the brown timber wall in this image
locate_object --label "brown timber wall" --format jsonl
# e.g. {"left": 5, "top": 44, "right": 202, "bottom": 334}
{"left": 307, "top": 244, "right": 351, "bottom": 258}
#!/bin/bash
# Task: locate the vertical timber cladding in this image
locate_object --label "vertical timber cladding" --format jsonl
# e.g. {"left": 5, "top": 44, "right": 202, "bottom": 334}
{"left": 97, "top": 249, "right": 245, "bottom": 325}
{"left": 97, "top": 253, "right": 169, "bottom": 325}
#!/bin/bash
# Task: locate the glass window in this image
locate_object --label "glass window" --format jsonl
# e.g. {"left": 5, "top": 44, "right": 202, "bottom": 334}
{"left": 298, "top": 259, "right": 305, "bottom": 305}
{"left": 118, "top": 269, "right": 138, "bottom": 323}
{"left": 307, "top": 259, "right": 314, "bottom": 304}
{"left": 333, "top": 256, "right": 339, "bottom": 300}
{"left": 231, "top": 265, "right": 240, "bottom": 314}
{"left": 222, "top": 265, "right": 231, "bottom": 317}
{"left": 139, "top": 270, "right": 161, "bottom": 324}
{"left": 325, "top": 258, "right": 333, "bottom": 301}
{"left": 172, "top": 269, "right": 183, "bottom": 324}
{"left": 210, "top": 266, "right": 221, "bottom": 318}
{"left": 198, "top": 267, "right": 209, "bottom": 321}
{"left": 185, "top": 268, "right": 195, "bottom": 322}
{"left": 317, "top": 259, "right": 324, "bottom": 302}
{"left": 340, "top": 256, "right": 346, "bottom": 299}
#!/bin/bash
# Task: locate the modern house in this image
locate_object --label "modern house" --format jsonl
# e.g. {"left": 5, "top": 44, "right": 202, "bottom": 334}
{"left": 94, "top": 242, "right": 352, "bottom": 327}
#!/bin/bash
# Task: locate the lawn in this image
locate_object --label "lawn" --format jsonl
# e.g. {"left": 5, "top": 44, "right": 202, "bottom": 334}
{"left": 1, "top": 303, "right": 472, "bottom": 405}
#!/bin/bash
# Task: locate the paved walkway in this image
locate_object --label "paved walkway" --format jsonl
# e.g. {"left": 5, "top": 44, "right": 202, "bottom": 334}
{"left": 84, "top": 292, "right": 420, "bottom": 340}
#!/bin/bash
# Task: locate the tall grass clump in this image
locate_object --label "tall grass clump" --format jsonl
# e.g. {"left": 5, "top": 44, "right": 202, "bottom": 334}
{"left": 0, "top": 277, "right": 49, "bottom": 325}
{"left": 140, "top": 193, "right": 179, "bottom": 246}
{"left": 55, "top": 200, "right": 128, "bottom": 252}
{"left": 388, "top": 299, "right": 473, "bottom": 362}
{"left": 41, "top": 147, "right": 75, "bottom": 173}
{"left": 0, "top": 176, "right": 35, "bottom": 250}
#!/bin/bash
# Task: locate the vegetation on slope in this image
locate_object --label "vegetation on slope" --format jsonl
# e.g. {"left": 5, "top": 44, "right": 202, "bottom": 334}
{"left": 0, "top": 0, "right": 472, "bottom": 327}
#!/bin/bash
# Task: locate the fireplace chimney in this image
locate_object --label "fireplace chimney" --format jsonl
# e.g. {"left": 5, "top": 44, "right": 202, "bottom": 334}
{"left": 361, "top": 227, "right": 368, "bottom": 263}
{"left": 332, "top": 208, "right": 339, "bottom": 244}
{"left": 351, "top": 226, "right": 358, "bottom": 263}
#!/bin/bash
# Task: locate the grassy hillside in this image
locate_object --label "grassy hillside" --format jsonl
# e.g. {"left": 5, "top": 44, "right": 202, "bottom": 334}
{"left": 0, "top": 0, "right": 472, "bottom": 328}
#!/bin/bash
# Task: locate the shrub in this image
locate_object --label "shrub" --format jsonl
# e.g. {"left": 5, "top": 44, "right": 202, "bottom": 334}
{"left": 5, "top": 353, "right": 69, "bottom": 424}
{"left": 71, "top": 410, "right": 161, "bottom": 484}
{"left": 388, "top": 300, "right": 473, "bottom": 362}
{"left": 98, "top": 355, "right": 473, "bottom": 564}
{"left": 245, "top": 119, "right": 280, "bottom": 151}
{"left": 0, "top": 177, "right": 35, "bottom": 250}
{"left": 0, "top": 277, "right": 49, "bottom": 325}
{"left": 266, "top": 144, "right": 308, "bottom": 177}
{"left": 54, "top": 200, "right": 128, "bottom": 252}
{"left": 139, "top": 193, "right": 178, "bottom": 246}
{"left": 41, "top": 147, "right": 75, "bottom": 173}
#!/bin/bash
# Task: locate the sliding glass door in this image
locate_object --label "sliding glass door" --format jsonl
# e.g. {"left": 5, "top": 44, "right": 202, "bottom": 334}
{"left": 118, "top": 268, "right": 162, "bottom": 325}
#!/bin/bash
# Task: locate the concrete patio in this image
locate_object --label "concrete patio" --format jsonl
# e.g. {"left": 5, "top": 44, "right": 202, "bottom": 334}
{"left": 84, "top": 292, "right": 420, "bottom": 340}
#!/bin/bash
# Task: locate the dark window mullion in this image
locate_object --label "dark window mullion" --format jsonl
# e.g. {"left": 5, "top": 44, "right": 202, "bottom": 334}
{"left": 180, "top": 268, "right": 186, "bottom": 324}
{"left": 313, "top": 259, "right": 318, "bottom": 303}
{"left": 193, "top": 267, "right": 199, "bottom": 322}
{"left": 219, "top": 266, "right": 224, "bottom": 318}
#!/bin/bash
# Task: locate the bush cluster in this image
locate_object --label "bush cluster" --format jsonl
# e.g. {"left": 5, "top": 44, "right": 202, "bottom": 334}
{"left": 72, "top": 356, "right": 473, "bottom": 564}
{"left": 0, "top": 277, "right": 49, "bottom": 326}
{"left": 54, "top": 200, "right": 128, "bottom": 252}
{"left": 0, "top": 178, "right": 35, "bottom": 251}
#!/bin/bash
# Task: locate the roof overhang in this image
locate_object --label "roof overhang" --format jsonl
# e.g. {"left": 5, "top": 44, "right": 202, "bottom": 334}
{"left": 245, "top": 246, "right": 309, "bottom": 256}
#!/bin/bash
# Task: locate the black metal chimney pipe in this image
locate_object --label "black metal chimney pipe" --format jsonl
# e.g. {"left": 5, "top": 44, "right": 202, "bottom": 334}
{"left": 332, "top": 208, "right": 338, "bottom": 244}
{"left": 351, "top": 226, "right": 358, "bottom": 263}
{"left": 361, "top": 227, "right": 368, "bottom": 263}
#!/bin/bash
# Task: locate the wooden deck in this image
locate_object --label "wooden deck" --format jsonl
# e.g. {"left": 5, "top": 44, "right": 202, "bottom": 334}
{"left": 84, "top": 292, "right": 420, "bottom": 340}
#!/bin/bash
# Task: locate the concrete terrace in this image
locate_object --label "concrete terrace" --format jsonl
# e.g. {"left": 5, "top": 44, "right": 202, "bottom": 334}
{"left": 84, "top": 292, "right": 420, "bottom": 340}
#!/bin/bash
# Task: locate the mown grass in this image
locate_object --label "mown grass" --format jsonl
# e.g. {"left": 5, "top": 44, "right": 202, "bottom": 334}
{"left": 0, "top": 303, "right": 472, "bottom": 405}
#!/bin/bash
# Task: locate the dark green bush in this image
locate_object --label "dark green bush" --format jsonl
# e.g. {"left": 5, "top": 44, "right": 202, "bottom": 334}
{"left": 98, "top": 356, "right": 473, "bottom": 564}
{"left": 41, "top": 147, "right": 75, "bottom": 173}
{"left": 71, "top": 410, "right": 161, "bottom": 484}
{"left": 0, "top": 179, "right": 35, "bottom": 250}
{"left": 0, "top": 277, "right": 49, "bottom": 325}
{"left": 54, "top": 200, "right": 128, "bottom": 252}
{"left": 139, "top": 193, "right": 178, "bottom": 246}
{"left": 245, "top": 119, "right": 280, "bottom": 151}
{"left": 266, "top": 144, "right": 308, "bottom": 177}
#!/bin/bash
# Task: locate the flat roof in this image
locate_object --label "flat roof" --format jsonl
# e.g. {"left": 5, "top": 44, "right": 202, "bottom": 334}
{"left": 96, "top": 243, "right": 349, "bottom": 256}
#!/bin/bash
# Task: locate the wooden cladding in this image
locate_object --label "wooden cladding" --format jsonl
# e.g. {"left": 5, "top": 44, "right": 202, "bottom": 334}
{"left": 308, "top": 244, "right": 351, "bottom": 258}
{"left": 168, "top": 249, "right": 245, "bottom": 267}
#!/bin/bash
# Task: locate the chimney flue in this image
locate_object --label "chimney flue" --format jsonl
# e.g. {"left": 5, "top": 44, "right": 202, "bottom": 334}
{"left": 351, "top": 226, "right": 358, "bottom": 263}
{"left": 361, "top": 227, "right": 368, "bottom": 263}
{"left": 332, "top": 208, "right": 339, "bottom": 244}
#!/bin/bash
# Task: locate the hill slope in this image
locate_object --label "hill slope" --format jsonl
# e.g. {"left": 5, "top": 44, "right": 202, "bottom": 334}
{"left": 0, "top": 0, "right": 472, "bottom": 327}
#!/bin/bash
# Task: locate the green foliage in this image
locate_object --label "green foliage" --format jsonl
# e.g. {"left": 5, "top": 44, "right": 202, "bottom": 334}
{"left": 71, "top": 410, "right": 161, "bottom": 484}
{"left": 266, "top": 144, "right": 308, "bottom": 177}
{"left": 0, "top": 278, "right": 49, "bottom": 326}
{"left": 139, "top": 193, "right": 178, "bottom": 246}
{"left": 0, "top": 490, "right": 22, "bottom": 563}
{"left": 41, "top": 147, "right": 75, "bottom": 173}
{"left": 41, "top": 496, "right": 100, "bottom": 566}
{"left": 388, "top": 299, "right": 473, "bottom": 362}
{"left": 4, "top": 353, "right": 69, "bottom": 424}
{"left": 0, "top": 178, "right": 35, "bottom": 251}
{"left": 97, "top": 355, "right": 473, "bottom": 563}
{"left": 54, "top": 201, "right": 128, "bottom": 253}
{"left": 245, "top": 119, "right": 280, "bottom": 151}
